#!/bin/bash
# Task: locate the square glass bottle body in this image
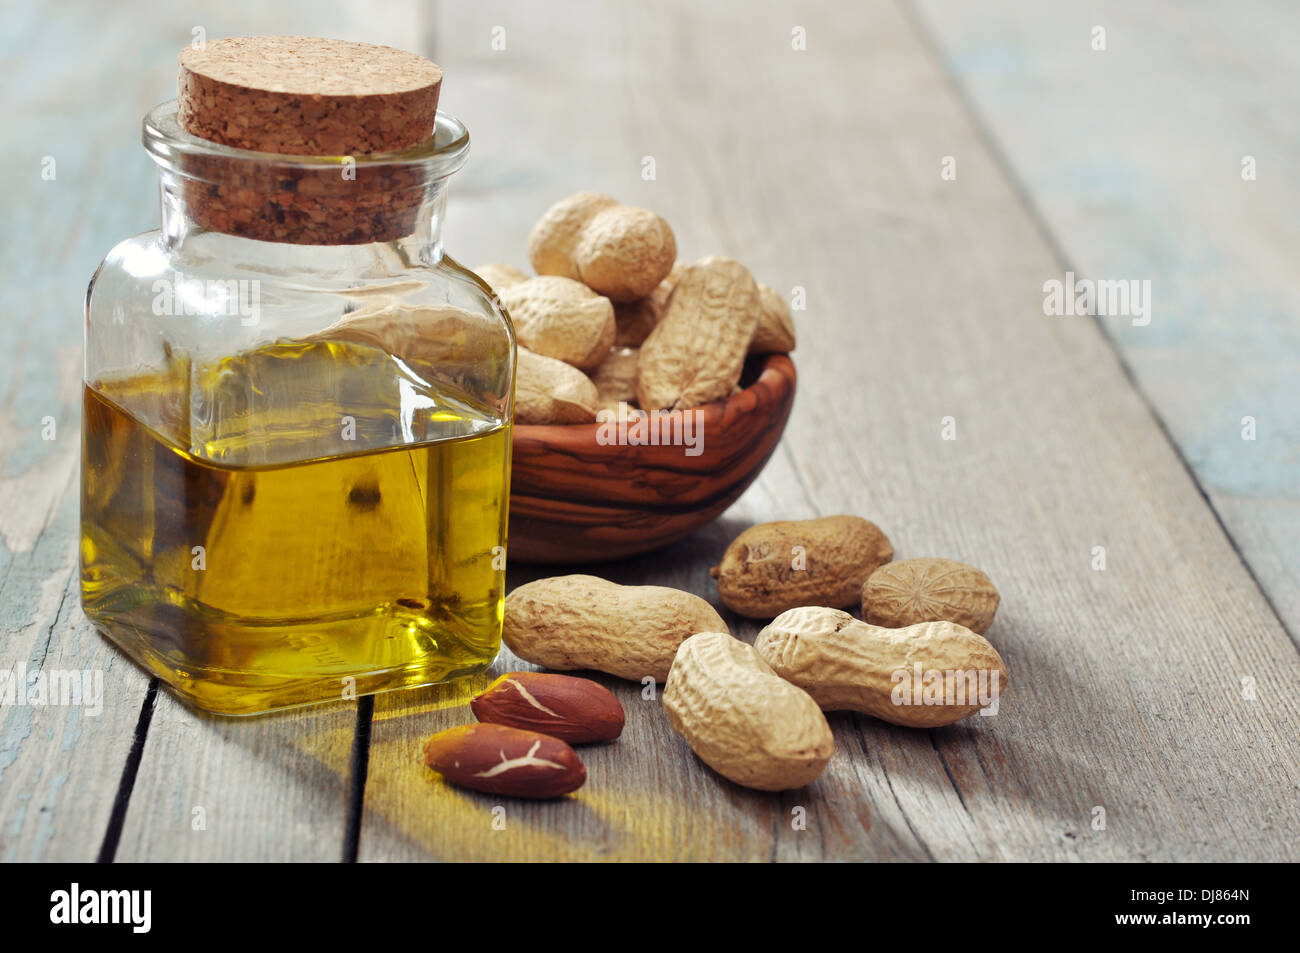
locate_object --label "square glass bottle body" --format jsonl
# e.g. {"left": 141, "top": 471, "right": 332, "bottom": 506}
{"left": 81, "top": 105, "right": 515, "bottom": 714}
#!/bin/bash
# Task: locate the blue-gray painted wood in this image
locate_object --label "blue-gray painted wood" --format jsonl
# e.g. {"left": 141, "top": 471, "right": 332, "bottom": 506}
{"left": 914, "top": 0, "right": 1300, "bottom": 636}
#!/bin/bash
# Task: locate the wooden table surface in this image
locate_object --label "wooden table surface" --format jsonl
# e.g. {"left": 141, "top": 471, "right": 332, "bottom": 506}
{"left": 2, "top": 0, "right": 1297, "bottom": 862}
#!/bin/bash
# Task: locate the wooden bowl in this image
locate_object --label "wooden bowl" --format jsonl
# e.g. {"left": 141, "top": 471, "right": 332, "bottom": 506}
{"left": 508, "top": 353, "right": 796, "bottom": 563}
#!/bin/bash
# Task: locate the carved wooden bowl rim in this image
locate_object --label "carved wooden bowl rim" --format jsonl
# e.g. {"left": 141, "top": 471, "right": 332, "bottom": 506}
{"left": 512, "top": 352, "right": 796, "bottom": 454}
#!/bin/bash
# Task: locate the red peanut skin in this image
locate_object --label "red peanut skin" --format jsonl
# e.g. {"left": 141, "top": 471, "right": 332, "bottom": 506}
{"left": 423, "top": 724, "right": 586, "bottom": 799}
{"left": 471, "top": 672, "right": 625, "bottom": 744}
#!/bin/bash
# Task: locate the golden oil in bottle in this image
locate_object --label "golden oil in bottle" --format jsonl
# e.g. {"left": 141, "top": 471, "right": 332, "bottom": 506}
{"left": 80, "top": 339, "right": 511, "bottom": 714}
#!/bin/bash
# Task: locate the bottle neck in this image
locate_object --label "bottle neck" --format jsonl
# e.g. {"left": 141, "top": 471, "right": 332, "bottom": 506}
{"left": 143, "top": 101, "right": 469, "bottom": 266}
{"left": 158, "top": 168, "right": 449, "bottom": 266}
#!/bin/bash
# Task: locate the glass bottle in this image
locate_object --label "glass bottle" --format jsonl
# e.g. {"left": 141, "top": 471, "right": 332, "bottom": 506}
{"left": 80, "top": 100, "right": 514, "bottom": 715}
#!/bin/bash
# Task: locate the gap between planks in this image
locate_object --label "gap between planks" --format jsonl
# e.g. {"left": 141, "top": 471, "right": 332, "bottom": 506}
{"left": 902, "top": 0, "right": 1298, "bottom": 650}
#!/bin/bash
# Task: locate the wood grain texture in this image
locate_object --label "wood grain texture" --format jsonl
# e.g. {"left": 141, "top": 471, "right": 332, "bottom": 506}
{"left": 112, "top": 693, "right": 359, "bottom": 862}
{"left": 0, "top": 0, "right": 428, "bottom": 862}
{"left": 0, "top": 3, "right": 163, "bottom": 862}
{"left": 0, "top": 492, "right": 153, "bottom": 861}
{"left": 1, "top": 0, "right": 1296, "bottom": 864}
{"left": 510, "top": 354, "right": 796, "bottom": 562}
{"left": 358, "top": 0, "right": 1300, "bottom": 861}
{"left": 913, "top": 0, "right": 1300, "bottom": 638}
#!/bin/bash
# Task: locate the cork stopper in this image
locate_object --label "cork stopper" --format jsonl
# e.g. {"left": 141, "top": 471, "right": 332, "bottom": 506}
{"left": 178, "top": 37, "right": 442, "bottom": 155}
{"left": 168, "top": 37, "right": 448, "bottom": 245}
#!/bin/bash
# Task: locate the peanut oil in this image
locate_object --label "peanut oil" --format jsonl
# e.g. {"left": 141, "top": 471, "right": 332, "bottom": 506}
{"left": 80, "top": 339, "right": 511, "bottom": 714}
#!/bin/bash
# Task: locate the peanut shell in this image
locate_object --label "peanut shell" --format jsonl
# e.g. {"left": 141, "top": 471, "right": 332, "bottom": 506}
{"left": 474, "top": 262, "right": 528, "bottom": 294}
{"left": 515, "top": 347, "right": 599, "bottom": 424}
{"left": 711, "top": 515, "right": 893, "bottom": 618}
{"left": 749, "top": 283, "right": 797, "bottom": 354}
{"left": 575, "top": 205, "right": 677, "bottom": 301}
{"left": 503, "top": 575, "right": 728, "bottom": 682}
{"left": 527, "top": 191, "right": 617, "bottom": 280}
{"left": 863, "top": 558, "right": 1000, "bottom": 634}
{"left": 307, "top": 300, "right": 496, "bottom": 371}
{"left": 500, "top": 276, "right": 615, "bottom": 370}
{"left": 590, "top": 346, "right": 640, "bottom": 412}
{"left": 663, "top": 632, "right": 833, "bottom": 791}
{"left": 614, "top": 260, "right": 683, "bottom": 346}
{"left": 636, "top": 256, "right": 760, "bottom": 411}
{"left": 755, "top": 607, "right": 1008, "bottom": 727}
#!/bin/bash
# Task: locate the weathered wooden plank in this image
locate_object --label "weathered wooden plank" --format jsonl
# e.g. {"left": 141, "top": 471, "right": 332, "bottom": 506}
{"left": 358, "top": 0, "right": 1300, "bottom": 861}
{"left": 913, "top": 0, "right": 1300, "bottom": 637}
{"left": 0, "top": 4, "right": 163, "bottom": 862}
{"left": 112, "top": 692, "right": 361, "bottom": 862}
{"left": 0, "top": 0, "right": 427, "bottom": 862}
{"left": 0, "top": 482, "right": 155, "bottom": 862}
